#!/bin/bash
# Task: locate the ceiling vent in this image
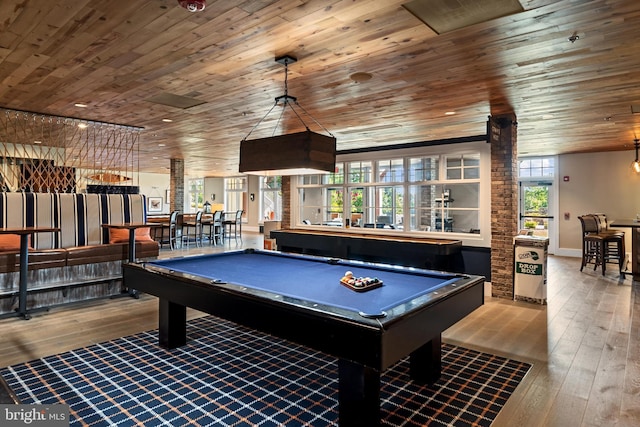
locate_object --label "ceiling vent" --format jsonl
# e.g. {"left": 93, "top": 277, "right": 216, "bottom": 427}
{"left": 145, "top": 93, "right": 206, "bottom": 109}
{"left": 403, "top": 0, "right": 524, "bottom": 34}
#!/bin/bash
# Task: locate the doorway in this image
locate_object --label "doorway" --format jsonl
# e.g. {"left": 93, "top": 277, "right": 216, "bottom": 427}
{"left": 519, "top": 181, "right": 555, "bottom": 252}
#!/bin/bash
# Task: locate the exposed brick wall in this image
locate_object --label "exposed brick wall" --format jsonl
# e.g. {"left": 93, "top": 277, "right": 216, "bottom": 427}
{"left": 490, "top": 114, "right": 519, "bottom": 298}
{"left": 170, "top": 158, "right": 184, "bottom": 213}
{"left": 281, "top": 175, "right": 291, "bottom": 229}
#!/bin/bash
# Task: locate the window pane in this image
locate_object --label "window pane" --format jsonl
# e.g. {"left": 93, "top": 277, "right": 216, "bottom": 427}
{"left": 349, "top": 188, "right": 364, "bottom": 227}
{"left": 348, "top": 161, "right": 372, "bottom": 183}
{"left": 376, "top": 159, "right": 404, "bottom": 182}
{"left": 445, "top": 183, "right": 479, "bottom": 209}
{"left": 447, "top": 158, "right": 461, "bottom": 167}
{"left": 299, "top": 188, "right": 322, "bottom": 225}
{"left": 447, "top": 169, "right": 461, "bottom": 180}
{"left": 261, "top": 176, "right": 282, "bottom": 220}
{"left": 323, "top": 163, "right": 344, "bottom": 185}
{"left": 325, "top": 188, "right": 344, "bottom": 226}
{"left": 519, "top": 156, "right": 555, "bottom": 178}
{"left": 188, "top": 178, "right": 204, "bottom": 212}
{"left": 225, "top": 177, "right": 246, "bottom": 215}
{"left": 465, "top": 156, "right": 480, "bottom": 166}
{"left": 408, "top": 156, "right": 439, "bottom": 181}
{"left": 463, "top": 167, "right": 479, "bottom": 179}
{"left": 301, "top": 175, "right": 320, "bottom": 185}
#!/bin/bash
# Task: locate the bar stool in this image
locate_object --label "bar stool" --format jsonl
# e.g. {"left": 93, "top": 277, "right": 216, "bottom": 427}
{"left": 167, "top": 210, "right": 179, "bottom": 250}
{"left": 223, "top": 210, "right": 243, "bottom": 241}
{"left": 205, "top": 210, "right": 223, "bottom": 245}
{"left": 578, "top": 215, "right": 603, "bottom": 272}
{"left": 593, "top": 214, "right": 626, "bottom": 275}
{"left": 183, "top": 210, "right": 204, "bottom": 247}
{"left": 578, "top": 214, "right": 625, "bottom": 276}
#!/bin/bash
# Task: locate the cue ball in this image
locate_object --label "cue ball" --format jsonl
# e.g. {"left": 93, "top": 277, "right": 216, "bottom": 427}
{"left": 345, "top": 270, "right": 353, "bottom": 277}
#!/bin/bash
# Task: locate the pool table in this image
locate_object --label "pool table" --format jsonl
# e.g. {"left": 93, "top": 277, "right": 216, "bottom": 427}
{"left": 123, "top": 249, "right": 484, "bottom": 427}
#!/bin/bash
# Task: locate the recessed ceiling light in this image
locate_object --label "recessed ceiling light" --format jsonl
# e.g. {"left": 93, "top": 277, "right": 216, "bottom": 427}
{"left": 445, "top": 111, "right": 456, "bottom": 116}
{"left": 542, "top": 114, "right": 554, "bottom": 119}
{"left": 33, "top": 140, "right": 42, "bottom": 144}
{"left": 158, "top": 143, "right": 166, "bottom": 147}
{"left": 74, "top": 103, "right": 88, "bottom": 108}
{"left": 77, "top": 123, "right": 88, "bottom": 129}
{"left": 162, "top": 118, "right": 173, "bottom": 123}
{"left": 350, "top": 72, "right": 373, "bottom": 83}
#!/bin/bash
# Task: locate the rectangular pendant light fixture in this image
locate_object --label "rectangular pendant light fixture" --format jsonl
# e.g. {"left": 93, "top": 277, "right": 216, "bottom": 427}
{"left": 239, "top": 130, "right": 336, "bottom": 176}
{"left": 239, "top": 55, "right": 336, "bottom": 176}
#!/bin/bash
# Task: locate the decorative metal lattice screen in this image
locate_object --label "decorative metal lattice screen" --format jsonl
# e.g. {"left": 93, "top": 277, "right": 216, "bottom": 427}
{"left": 0, "top": 108, "right": 141, "bottom": 193}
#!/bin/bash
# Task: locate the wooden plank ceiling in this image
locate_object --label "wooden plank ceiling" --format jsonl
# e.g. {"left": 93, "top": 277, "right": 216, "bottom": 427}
{"left": 1, "top": 0, "right": 640, "bottom": 176}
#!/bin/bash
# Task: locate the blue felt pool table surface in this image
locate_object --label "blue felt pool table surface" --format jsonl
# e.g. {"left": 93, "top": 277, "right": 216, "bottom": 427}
{"left": 146, "top": 250, "right": 465, "bottom": 318}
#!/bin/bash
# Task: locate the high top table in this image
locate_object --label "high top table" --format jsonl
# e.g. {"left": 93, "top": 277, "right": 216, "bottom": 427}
{"left": 102, "top": 223, "right": 162, "bottom": 298}
{"left": 0, "top": 226, "right": 59, "bottom": 320}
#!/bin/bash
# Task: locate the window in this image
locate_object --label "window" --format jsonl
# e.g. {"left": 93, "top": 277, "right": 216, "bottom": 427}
{"left": 519, "top": 157, "right": 555, "bottom": 178}
{"left": 348, "top": 161, "right": 372, "bottom": 183}
{"left": 376, "top": 159, "right": 404, "bottom": 182}
{"left": 260, "top": 176, "right": 282, "bottom": 221}
{"left": 408, "top": 156, "right": 439, "bottom": 181}
{"left": 225, "top": 177, "right": 246, "bottom": 217}
{"left": 446, "top": 154, "right": 480, "bottom": 179}
{"left": 187, "top": 179, "right": 204, "bottom": 213}
{"left": 297, "top": 150, "right": 481, "bottom": 235}
{"left": 298, "top": 163, "right": 344, "bottom": 226}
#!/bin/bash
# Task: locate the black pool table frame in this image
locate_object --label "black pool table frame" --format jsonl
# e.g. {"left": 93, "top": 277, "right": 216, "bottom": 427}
{"left": 123, "top": 250, "right": 484, "bottom": 427}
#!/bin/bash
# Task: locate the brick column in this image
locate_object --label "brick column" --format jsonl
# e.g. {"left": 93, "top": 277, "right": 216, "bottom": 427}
{"left": 170, "top": 158, "right": 184, "bottom": 213}
{"left": 281, "top": 175, "right": 291, "bottom": 229}
{"left": 490, "top": 114, "right": 518, "bottom": 298}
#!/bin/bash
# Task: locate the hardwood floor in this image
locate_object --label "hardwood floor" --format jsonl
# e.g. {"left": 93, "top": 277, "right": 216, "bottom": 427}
{"left": 1, "top": 233, "right": 638, "bottom": 426}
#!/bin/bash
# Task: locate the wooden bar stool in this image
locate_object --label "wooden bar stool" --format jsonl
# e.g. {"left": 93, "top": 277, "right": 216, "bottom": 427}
{"left": 578, "top": 214, "right": 625, "bottom": 276}
{"left": 579, "top": 215, "right": 603, "bottom": 272}
{"left": 593, "top": 214, "right": 625, "bottom": 275}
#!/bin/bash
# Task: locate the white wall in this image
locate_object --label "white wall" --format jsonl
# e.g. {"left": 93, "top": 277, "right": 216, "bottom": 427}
{"left": 204, "top": 177, "right": 224, "bottom": 208}
{"left": 137, "top": 172, "right": 171, "bottom": 214}
{"left": 557, "top": 150, "right": 640, "bottom": 256}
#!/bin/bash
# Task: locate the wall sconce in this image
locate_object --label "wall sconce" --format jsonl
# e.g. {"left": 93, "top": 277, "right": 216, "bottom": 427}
{"left": 250, "top": 193, "right": 255, "bottom": 202}
{"left": 632, "top": 139, "right": 640, "bottom": 174}
{"left": 211, "top": 193, "right": 216, "bottom": 201}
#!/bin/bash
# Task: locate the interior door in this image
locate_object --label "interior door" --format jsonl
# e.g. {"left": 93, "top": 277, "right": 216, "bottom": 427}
{"left": 519, "top": 181, "right": 554, "bottom": 251}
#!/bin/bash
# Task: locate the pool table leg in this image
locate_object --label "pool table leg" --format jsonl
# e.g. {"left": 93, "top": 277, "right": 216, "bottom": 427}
{"left": 410, "top": 334, "right": 442, "bottom": 384}
{"left": 338, "top": 359, "right": 380, "bottom": 426}
{"left": 159, "top": 299, "right": 187, "bottom": 349}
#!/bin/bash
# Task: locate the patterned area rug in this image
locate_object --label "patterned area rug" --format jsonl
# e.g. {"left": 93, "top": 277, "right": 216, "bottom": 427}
{"left": 1, "top": 316, "right": 530, "bottom": 426}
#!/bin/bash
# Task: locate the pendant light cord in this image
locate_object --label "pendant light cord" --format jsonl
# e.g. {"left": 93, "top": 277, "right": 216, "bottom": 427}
{"left": 241, "top": 56, "right": 334, "bottom": 141}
